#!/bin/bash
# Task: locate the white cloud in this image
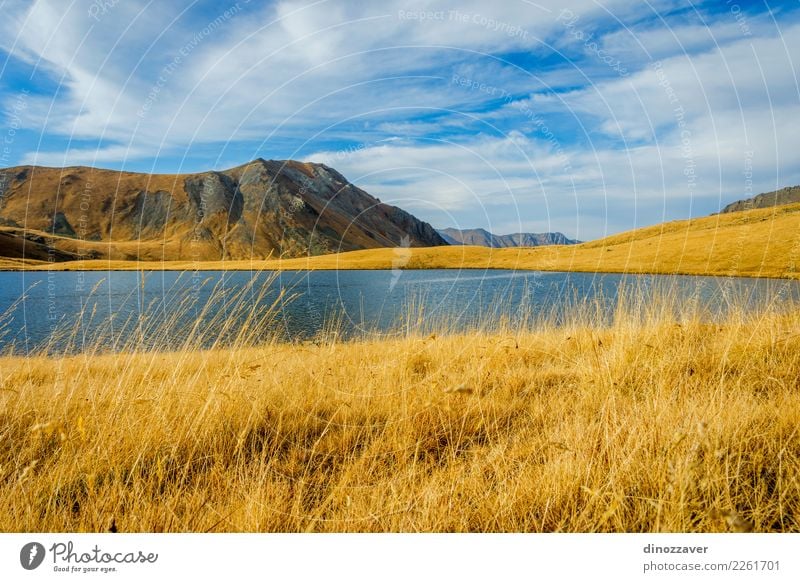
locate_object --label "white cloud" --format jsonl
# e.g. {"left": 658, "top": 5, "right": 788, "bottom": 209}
{"left": 0, "top": 0, "right": 650, "bottom": 152}
{"left": 22, "top": 145, "right": 151, "bottom": 167}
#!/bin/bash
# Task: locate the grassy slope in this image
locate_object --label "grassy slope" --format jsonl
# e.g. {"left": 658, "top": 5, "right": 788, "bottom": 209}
{"left": 4, "top": 202, "right": 800, "bottom": 278}
{"left": 1, "top": 304, "right": 799, "bottom": 532}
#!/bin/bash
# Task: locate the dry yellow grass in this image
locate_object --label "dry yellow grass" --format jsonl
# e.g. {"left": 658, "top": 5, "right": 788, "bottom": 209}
{"left": 1, "top": 292, "right": 799, "bottom": 532}
{"left": 7, "top": 201, "right": 800, "bottom": 278}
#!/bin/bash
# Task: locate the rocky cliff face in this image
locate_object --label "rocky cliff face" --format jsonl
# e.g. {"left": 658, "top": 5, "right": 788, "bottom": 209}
{"left": 720, "top": 185, "right": 800, "bottom": 213}
{"left": 0, "top": 159, "right": 447, "bottom": 261}
{"left": 438, "top": 227, "right": 579, "bottom": 248}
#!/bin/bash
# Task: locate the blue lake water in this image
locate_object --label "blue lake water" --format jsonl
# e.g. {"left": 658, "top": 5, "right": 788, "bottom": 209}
{"left": 0, "top": 269, "right": 798, "bottom": 354}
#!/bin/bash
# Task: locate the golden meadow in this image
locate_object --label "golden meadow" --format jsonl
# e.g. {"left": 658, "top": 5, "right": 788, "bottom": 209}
{"left": 0, "top": 273, "right": 798, "bottom": 533}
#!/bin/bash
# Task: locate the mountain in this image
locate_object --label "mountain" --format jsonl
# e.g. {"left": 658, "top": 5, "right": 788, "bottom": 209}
{"left": 720, "top": 185, "right": 800, "bottom": 213}
{"left": 438, "top": 227, "right": 579, "bottom": 248}
{"left": 0, "top": 159, "right": 447, "bottom": 261}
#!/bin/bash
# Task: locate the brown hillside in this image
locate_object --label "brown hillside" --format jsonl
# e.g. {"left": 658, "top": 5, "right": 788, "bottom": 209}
{"left": 0, "top": 160, "right": 446, "bottom": 261}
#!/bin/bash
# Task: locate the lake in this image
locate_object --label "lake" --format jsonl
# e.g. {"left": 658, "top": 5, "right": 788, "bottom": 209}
{"left": 0, "top": 269, "right": 798, "bottom": 354}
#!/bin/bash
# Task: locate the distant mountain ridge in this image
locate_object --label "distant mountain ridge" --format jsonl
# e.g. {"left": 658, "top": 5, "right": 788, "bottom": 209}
{"left": 0, "top": 159, "right": 447, "bottom": 261}
{"left": 438, "top": 227, "right": 579, "bottom": 248}
{"left": 720, "top": 185, "right": 800, "bottom": 213}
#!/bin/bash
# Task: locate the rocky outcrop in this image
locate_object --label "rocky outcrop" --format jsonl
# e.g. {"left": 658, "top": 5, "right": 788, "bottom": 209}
{"left": 720, "top": 185, "right": 800, "bottom": 213}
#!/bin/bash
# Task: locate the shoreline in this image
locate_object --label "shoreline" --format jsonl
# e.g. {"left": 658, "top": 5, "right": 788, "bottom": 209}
{"left": 1, "top": 255, "right": 798, "bottom": 280}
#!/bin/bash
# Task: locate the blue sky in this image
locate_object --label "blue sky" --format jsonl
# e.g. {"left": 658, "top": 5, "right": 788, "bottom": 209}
{"left": 1, "top": 0, "right": 798, "bottom": 240}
